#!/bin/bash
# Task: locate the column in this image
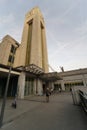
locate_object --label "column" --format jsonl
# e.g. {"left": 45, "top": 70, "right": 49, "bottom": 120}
{"left": 33, "top": 79, "right": 37, "bottom": 95}
{"left": 17, "top": 72, "right": 25, "bottom": 99}
{"left": 42, "top": 28, "right": 49, "bottom": 72}
{"left": 38, "top": 79, "right": 43, "bottom": 95}
{"left": 61, "top": 80, "right": 65, "bottom": 91}
{"left": 82, "top": 74, "right": 87, "bottom": 87}
{"left": 37, "top": 79, "right": 43, "bottom": 95}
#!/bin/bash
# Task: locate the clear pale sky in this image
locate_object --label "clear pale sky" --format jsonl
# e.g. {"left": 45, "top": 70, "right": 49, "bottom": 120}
{"left": 0, "top": 0, "right": 87, "bottom": 72}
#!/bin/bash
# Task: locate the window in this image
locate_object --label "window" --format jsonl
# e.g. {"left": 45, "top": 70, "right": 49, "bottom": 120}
{"left": 11, "top": 45, "right": 16, "bottom": 54}
{"left": 8, "top": 55, "right": 14, "bottom": 63}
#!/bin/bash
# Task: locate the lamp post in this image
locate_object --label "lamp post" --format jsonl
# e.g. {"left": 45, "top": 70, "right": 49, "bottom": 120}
{"left": 0, "top": 45, "right": 17, "bottom": 127}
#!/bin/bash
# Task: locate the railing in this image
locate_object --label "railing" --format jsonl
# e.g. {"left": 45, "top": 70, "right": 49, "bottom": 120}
{"left": 79, "top": 90, "right": 87, "bottom": 113}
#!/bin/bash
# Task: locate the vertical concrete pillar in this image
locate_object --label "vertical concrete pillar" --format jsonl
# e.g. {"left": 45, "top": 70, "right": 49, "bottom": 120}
{"left": 18, "top": 72, "right": 25, "bottom": 99}
{"left": 82, "top": 75, "right": 87, "bottom": 87}
{"left": 51, "top": 82, "right": 54, "bottom": 90}
{"left": 36, "top": 79, "right": 43, "bottom": 95}
{"left": 48, "top": 82, "right": 53, "bottom": 89}
{"left": 61, "top": 80, "right": 65, "bottom": 91}
{"left": 42, "top": 28, "right": 49, "bottom": 72}
{"left": 33, "top": 79, "right": 37, "bottom": 95}
{"left": 30, "top": 14, "right": 42, "bottom": 67}
{"left": 19, "top": 23, "right": 29, "bottom": 66}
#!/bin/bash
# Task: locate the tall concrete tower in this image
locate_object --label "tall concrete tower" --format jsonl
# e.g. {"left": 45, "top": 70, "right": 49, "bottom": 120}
{"left": 19, "top": 7, "right": 49, "bottom": 72}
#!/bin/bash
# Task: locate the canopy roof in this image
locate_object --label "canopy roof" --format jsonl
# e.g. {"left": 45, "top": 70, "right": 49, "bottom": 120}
{"left": 40, "top": 72, "right": 62, "bottom": 81}
{"left": 16, "top": 64, "right": 44, "bottom": 75}
{"left": 16, "top": 64, "right": 62, "bottom": 81}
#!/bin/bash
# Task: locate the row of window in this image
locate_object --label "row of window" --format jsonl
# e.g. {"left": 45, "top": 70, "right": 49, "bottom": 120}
{"left": 54, "top": 82, "right": 84, "bottom": 91}
{"left": 64, "top": 82, "right": 84, "bottom": 87}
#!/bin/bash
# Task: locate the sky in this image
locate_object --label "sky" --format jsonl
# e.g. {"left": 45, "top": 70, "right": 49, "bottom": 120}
{"left": 0, "top": 0, "right": 87, "bottom": 72}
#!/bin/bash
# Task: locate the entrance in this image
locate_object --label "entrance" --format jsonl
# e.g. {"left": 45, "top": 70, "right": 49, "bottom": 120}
{"left": 43, "top": 84, "right": 46, "bottom": 94}
{"left": 0, "top": 76, "right": 18, "bottom": 98}
{"left": 54, "top": 84, "right": 61, "bottom": 92}
{"left": 24, "top": 77, "right": 34, "bottom": 96}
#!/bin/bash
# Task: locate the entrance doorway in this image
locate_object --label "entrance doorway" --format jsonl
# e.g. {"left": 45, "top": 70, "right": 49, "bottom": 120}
{"left": 43, "top": 84, "right": 46, "bottom": 94}
{"left": 0, "top": 76, "right": 18, "bottom": 98}
{"left": 54, "top": 84, "right": 61, "bottom": 92}
{"left": 24, "top": 77, "right": 34, "bottom": 96}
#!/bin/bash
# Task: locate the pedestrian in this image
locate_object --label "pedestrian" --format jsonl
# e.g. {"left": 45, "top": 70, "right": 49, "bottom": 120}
{"left": 46, "top": 87, "right": 50, "bottom": 102}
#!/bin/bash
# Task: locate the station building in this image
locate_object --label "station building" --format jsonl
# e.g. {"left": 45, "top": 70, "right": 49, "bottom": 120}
{"left": 0, "top": 7, "right": 87, "bottom": 99}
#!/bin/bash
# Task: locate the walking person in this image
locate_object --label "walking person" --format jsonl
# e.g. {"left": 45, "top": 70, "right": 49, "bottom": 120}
{"left": 46, "top": 87, "right": 50, "bottom": 102}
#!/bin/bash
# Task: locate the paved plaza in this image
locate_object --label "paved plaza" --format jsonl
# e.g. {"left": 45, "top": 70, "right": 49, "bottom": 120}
{"left": 0, "top": 92, "right": 87, "bottom": 130}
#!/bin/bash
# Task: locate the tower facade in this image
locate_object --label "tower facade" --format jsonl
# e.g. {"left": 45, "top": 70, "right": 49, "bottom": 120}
{"left": 18, "top": 7, "right": 49, "bottom": 72}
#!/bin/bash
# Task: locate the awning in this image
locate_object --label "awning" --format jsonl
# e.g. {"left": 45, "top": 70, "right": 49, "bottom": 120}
{"left": 15, "top": 64, "right": 62, "bottom": 81}
{"left": 16, "top": 64, "right": 44, "bottom": 75}
{"left": 40, "top": 72, "right": 62, "bottom": 81}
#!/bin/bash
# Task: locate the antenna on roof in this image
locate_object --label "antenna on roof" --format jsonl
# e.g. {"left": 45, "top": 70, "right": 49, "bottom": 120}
{"left": 60, "top": 66, "right": 64, "bottom": 72}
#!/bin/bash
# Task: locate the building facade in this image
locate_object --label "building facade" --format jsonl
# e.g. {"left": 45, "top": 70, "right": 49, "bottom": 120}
{"left": 0, "top": 7, "right": 87, "bottom": 99}
{"left": 0, "top": 35, "right": 19, "bottom": 66}
{"left": 54, "top": 69, "right": 87, "bottom": 92}
{"left": 0, "top": 7, "right": 49, "bottom": 99}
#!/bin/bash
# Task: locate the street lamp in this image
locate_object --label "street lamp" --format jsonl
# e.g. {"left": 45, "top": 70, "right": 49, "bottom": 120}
{"left": 0, "top": 45, "right": 18, "bottom": 127}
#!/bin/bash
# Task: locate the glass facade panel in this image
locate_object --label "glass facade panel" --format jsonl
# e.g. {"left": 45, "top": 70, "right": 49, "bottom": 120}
{"left": 24, "top": 77, "right": 34, "bottom": 96}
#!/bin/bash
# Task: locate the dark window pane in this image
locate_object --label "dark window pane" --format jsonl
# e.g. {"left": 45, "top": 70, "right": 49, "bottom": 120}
{"left": 11, "top": 45, "right": 16, "bottom": 53}
{"left": 8, "top": 55, "right": 14, "bottom": 63}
